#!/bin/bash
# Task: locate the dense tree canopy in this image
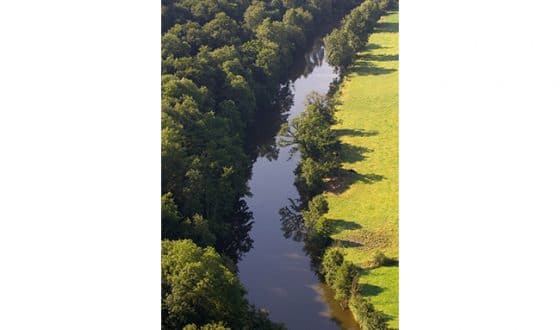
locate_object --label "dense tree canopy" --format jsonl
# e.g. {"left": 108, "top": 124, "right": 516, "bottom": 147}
{"left": 161, "top": 0, "right": 365, "bottom": 258}
{"left": 162, "top": 240, "right": 284, "bottom": 330}
{"left": 280, "top": 92, "right": 340, "bottom": 194}
{"left": 162, "top": 240, "right": 246, "bottom": 329}
{"left": 160, "top": 0, "right": 381, "bottom": 328}
{"left": 324, "top": 0, "right": 386, "bottom": 72}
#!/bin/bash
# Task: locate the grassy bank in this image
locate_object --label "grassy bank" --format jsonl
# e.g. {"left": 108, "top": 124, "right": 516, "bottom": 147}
{"left": 325, "top": 11, "right": 399, "bottom": 328}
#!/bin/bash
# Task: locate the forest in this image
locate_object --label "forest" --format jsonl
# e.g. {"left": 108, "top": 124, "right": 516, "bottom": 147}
{"left": 160, "top": 1, "right": 371, "bottom": 329}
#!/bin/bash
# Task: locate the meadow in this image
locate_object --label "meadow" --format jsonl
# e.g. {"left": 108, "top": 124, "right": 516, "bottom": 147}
{"left": 325, "top": 11, "right": 399, "bottom": 328}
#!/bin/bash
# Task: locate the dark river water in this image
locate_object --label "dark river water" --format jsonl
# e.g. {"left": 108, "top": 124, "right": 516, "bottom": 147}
{"left": 238, "top": 38, "right": 360, "bottom": 330}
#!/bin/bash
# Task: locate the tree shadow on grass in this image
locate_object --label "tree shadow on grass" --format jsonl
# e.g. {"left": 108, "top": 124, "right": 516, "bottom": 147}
{"left": 333, "top": 239, "right": 363, "bottom": 248}
{"left": 334, "top": 128, "right": 379, "bottom": 138}
{"left": 352, "top": 63, "right": 397, "bottom": 76}
{"left": 328, "top": 219, "right": 362, "bottom": 234}
{"left": 360, "top": 283, "right": 384, "bottom": 297}
{"left": 340, "top": 143, "right": 370, "bottom": 163}
{"left": 326, "top": 169, "right": 386, "bottom": 195}
{"left": 364, "top": 257, "right": 400, "bottom": 270}
{"left": 375, "top": 22, "right": 399, "bottom": 34}
{"left": 372, "top": 54, "right": 399, "bottom": 62}
{"left": 359, "top": 53, "right": 399, "bottom": 62}
{"left": 363, "top": 43, "right": 383, "bottom": 52}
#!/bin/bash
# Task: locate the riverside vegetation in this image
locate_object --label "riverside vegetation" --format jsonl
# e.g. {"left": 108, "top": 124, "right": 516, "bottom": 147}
{"left": 160, "top": 0, "right": 371, "bottom": 329}
{"left": 280, "top": 2, "right": 398, "bottom": 329}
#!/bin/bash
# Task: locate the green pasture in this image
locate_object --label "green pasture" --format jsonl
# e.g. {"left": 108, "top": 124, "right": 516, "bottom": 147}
{"left": 325, "top": 11, "right": 399, "bottom": 328}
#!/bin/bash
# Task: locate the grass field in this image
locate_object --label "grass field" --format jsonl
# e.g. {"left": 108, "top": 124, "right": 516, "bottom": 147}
{"left": 325, "top": 11, "right": 399, "bottom": 328}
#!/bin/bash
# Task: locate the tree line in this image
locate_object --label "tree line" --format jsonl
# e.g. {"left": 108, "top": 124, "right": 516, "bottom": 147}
{"left": 161, "top": 0, "right": 367, "bottom": 329}
{"left": 325, "top": 0, "right": 396, "bottom": 72}
{"left": 280, "top": 93, "right": 389, "bottom": 329}
{"left": 280, "top": 1, "right": 395, "bottom": 328}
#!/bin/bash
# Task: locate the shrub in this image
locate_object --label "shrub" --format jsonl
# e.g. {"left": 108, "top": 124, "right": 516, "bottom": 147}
{"left": 350, "top": 295, "right": 389, "bottom": 330}
{"left": 305, "top": 217, "right": 332, "bottom": 256}
{"left": 302, "top": 194, "right": 329, "bottom": 228}
{"left": 333, "top": 261, "right": 360, "bottom": 308}
{"left": 321, "top": 249, "right": 344, "bottom": 285}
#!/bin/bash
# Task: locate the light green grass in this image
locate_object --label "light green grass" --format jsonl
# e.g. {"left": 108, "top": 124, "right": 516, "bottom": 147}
{"left": 325, "top": 11, "right": 399, "bottom": 329}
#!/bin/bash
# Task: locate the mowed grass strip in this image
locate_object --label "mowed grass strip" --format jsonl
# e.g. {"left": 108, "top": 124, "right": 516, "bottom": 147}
{"left": 325, "top": 11, "right": 399, "bottom": 328}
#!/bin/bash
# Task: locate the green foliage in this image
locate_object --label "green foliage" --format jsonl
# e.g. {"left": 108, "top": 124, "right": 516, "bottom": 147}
{"left": 332, "top": 261, "right": 360, "bottom": 308}
{"left": 202, "top": 13, "right": 241, "bottom": 49}
{"left": 243, "top": 2, "right": 267, "bottom": 32}
{"left": 160, "top": 1, "right": 374, "bottom": 328}
{"left": 321, "top": 248, "right": 344, "bottom": 285}
{"left": 349, "top": 295, "right": 388, "bottom": 330}
{"left": 324, "top": 0, "right": 388, "bottom": 72}
{"left": 301, "top": 194, "right": 332, "bottom": 253}
{"left": 162, "top": 1, "right": 367, "bottom": 252}
{"left": 183, "top": 322, "right": 230, "bottom": 330}
{"left": 280, "top": 92, "right": 340, "bottom": 194}
{"left": 324, "top": 11, "right": 400, "bottom": 327}
{"left": 306, "top": 194, "right": 329, "bottom": 220}
{"left": 161, "top": 240, "right": 247, "bottom": 329}
{"left": 162, "top": 192, "right": 184, "bottom": 239}
{"left": 162, "top": 240, "right": 284, "bottom": 330}
{"left": 184, "top": 214, "right": 216, "bottom": 247}
{"left": 319, "top": 250, "right": 360, "bottom": 309}
{"left": 324, "top": 28, "right": 354, "bottom": 71}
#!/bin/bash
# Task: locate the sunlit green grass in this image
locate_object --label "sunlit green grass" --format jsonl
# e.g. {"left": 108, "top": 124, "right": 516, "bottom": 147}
{"left": 325, "top": 11, "right": 399, "bottom": 328}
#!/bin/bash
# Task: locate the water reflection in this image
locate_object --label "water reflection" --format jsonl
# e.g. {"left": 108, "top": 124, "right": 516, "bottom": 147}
{"left": 248, "top": 39, "right": 328, "bottom": 164}
{"left": 216, "top": 199, "right": 254, "bottom": 264}
{"left": 278, "top": 196, "right": 325, "bottom": 275}
{"left": 290, "top": 39, "right": 328, "bottom": 80}
{"left": 279, "top": 198, "right": 305, "bottom": 242}
{"left": 249, "top": 83, "right": 294, "bottom": 162}
{"left": 238, "top": 35, "right": 360, "bottom": 329}
{"left": 311, "top": 283, "right": 361, "bottom": 330}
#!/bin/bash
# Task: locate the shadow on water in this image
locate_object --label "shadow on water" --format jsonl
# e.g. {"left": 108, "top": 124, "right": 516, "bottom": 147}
{"left": 240, "top": 32, "right": 363, "bottom": 329}
{"left": 289, "top": 38, "right": 328, "bottom": 81}
{"left": 318, "top": 284, "right": 362, "bottom": 330}
{"left": 279, "top": 198, "right": 306, "bottom": 242}
{"left": 247, "top": 84, "right": 293, "bottom": 162}
{"left": 216, "top": 199, "right": 254, "bottom": 264}
{"left": 247, "top": 39, "right": 328, "bottom": 163}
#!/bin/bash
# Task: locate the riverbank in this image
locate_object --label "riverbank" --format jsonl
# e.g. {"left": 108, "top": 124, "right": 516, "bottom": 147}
{"left": 238, "top": 37, "right": 361, "bottom": 329}
{"left": 325, "top": 11, "right": 399, "bottom": 328}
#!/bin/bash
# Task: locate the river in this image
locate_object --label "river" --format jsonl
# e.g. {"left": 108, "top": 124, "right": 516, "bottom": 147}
{"left": 238, "top": 38, "right": 360, "bottom": 330}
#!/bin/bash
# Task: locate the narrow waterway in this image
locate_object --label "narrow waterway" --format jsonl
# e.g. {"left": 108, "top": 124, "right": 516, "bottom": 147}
{"left": 238, "top": 38, "right": 360, "bottom": 330}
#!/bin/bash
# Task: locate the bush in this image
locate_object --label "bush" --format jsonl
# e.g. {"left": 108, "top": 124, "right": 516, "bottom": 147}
{"left": 333, "top": 261, "right": 360, "bottom": 308}
{"left": 321, "top": 249, "right": 344, "bottom": 285}
{"left": 305, "top": 217, "right": 332, "bottom": 257}
{"left": 324, "top": 0, "right": 384, "bottom": 72}
{"left": 302, "top": 194, "right": 329, "bottom": 229}
{"left": 350, "top": 295, "right": 388, "bottom": 330}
